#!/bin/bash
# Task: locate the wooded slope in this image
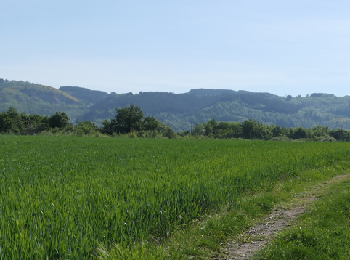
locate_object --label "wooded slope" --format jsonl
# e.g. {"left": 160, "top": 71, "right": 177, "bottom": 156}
{"left": 1, "top": 78, "right": 350, "bottom": 131}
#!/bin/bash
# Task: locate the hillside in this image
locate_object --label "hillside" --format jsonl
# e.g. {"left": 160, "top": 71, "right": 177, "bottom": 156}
{"left": 77, "top": 90, "right": 350, "bottom": 131}
{"left": 0, "top": 79, "right": 90, "bottom": 122}
{"left": 59, "top": 86, "right": 109, "bottom": 104}
{"left": 2, "top": 78, "right": 350, "bottom": 131}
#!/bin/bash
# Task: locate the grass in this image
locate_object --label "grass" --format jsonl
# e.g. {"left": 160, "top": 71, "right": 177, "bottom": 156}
{"left": 253, "top": 172, "right": 350, "bottom": 260}
{"left": 1, "top": 135, "right": 350, "bottom": 259}
{"left": 104, "top": 162, "right": 350, "bottom": 260}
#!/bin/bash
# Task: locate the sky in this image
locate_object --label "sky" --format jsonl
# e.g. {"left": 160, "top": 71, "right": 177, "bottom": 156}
{"left": 2, "top": 0, "right": 350, "bottom": 96}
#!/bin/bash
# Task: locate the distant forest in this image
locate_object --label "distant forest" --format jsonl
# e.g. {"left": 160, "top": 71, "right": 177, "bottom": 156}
{"left": 1, "top": 78, "right": 350, "bottom": 131}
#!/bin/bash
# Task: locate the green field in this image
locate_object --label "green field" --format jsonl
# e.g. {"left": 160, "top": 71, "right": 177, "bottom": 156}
{"left": 1, "top": 136, "right": 350, "bottom": 259}
{"left": 254, "top": 176, "right": 350, "bottom": 260}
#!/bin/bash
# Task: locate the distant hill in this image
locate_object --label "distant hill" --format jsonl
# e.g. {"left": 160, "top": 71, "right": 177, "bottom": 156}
{"left": 2, "top": 78, "right": 350, "bottom": 131}
{"left": 59, "top": 86, "right": 109, "bottom": 104}
{"left": 189, "top": 89, "right": 235, "bottom": 96}
{"left": 77, "top": 89, "right": 350, "bottom": 131}
{"left": 0, "top": 79, "right": 89, "bottom": 122}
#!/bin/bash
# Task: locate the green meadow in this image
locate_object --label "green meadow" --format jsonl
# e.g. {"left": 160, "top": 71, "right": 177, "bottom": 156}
{"left": 1, "top": 136, "right": 350, "bottom": 259}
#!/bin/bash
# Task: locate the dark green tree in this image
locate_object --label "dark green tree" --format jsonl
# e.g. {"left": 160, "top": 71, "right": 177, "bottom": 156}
{"left": 114, "top": 104, "right": 144, "bottom": 133}
{"left": 25, "top": 114, "right": 49, "bottom": 134}
{"left": 143, "top": 116, "right": 160, "bottom": 131}
{"left": 192, "top": 123, "right": 205, "bottom": 136}
{"left": 102, "top": 105, "right": 173, "bottom": 135}
{"left": 164, "top": 128, "right": 176, "bottom": 139}
{"left": 241, "top": 119, "right": 272, "bottom": 140}
{"left": 48, "top": 112, "right": 70, "bottom": 129}
{"left": 3, "top": 107, "right": 24, "bottom": 134}
{"left": 290, "top": 126, "right": 307, "bottom": 139}
{"left": 330, "top": 129, "right": 350, "bottom": 142}
{"left": 311, "top": 125, "right": 329, "bottom": 137}
{"left": 286, "top": 95, "right": 292, "bottom": 101}
{"left": 204, "top": 118, "right": 218, "bottom": 136}
{"left": 0, "top": 111, "right": 11, "bottom": 133}
{"left": 101, "top": 119, "right": 114, "bottom": 135}
{"left": 241, "top": 119, "right": 257, "bottom": 139}
{"left": 271, "top": 125, "right": 288, "bottom": 137}
{"left": 74, "top": 121, "right": 99, "bottom": 135}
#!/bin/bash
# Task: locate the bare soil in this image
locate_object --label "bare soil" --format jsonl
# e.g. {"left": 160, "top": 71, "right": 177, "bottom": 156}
{"left": 217, "top": 174, "right": 350, "bottom": 260}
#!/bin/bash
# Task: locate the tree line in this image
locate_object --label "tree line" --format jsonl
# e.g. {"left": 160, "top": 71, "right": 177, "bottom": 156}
{"left": 0, "top": 105, "right": 175, "bottom": 138}
{"left": 0, "top": 107, "right": 71, "bottom": 134}
{"left": 191, "top": 118, "right": 350, "bottom": 142}
{"left": 1, "top": 105, "right": 350, "bottom": 141}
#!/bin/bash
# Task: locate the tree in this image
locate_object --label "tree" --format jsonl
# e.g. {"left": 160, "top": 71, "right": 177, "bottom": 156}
{"left": 271, "top": 125, "right": 288, "bottom": 137}
{"left": 241, "top": 119, "right": 272, "bottom": 140}
{"left": 2, "top": 107, "right": 24, "bottom": 134}
{"left": 101, "top": 119, "right": 114, "bottom": 135}
{"left": 204, "top": 118, "right": 218, "bottom": 136}
{"left": 74, "top": 121, "right": 99, "bottom": 135}
{"left": 311, "top": 125, "right": 329, "bottom": 137}
{"left": 164, "top": 128, "right": 176, "bottom": 139}
{"left": 114, "top": 104, "right": 144, "bottom": 133}
{"left": 286, "top": 95, "right": 292, "bottom": 101}
{"left": 192, "top": 123, "right": 205, "bottom": 136}
{"left": 143, "top": 116, "right": 160, "bottom": 131}
{"left": 291, "top": 126, "right": 307, "bottom": 139}
{"left": 102, "top": 105, "right": 171, "bottom": 135}
{"left": 0, "top": 112, "right": 11, "bottom": 133}
{"left": 48, "top": 112, "right": 69, "bottom": 129}
{"left": 24, "top": 114, "right": 49, "bottom": 134}
{"left": 241, "top": 119, "right": 256, "bottom": 139}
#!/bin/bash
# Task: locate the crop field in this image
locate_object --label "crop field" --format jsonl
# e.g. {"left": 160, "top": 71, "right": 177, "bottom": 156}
{"left": 0, "top": 136, "right": 350, "bottom": 259}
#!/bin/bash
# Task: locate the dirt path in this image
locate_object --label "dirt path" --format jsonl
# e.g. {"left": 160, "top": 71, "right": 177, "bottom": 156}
{"left": 218, "top": 173, "right": 350, "bottom": 260}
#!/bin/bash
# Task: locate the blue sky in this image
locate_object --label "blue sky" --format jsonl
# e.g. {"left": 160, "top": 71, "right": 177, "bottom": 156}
{"left": 2, "top": 1, "right": 350, "bottom": 96}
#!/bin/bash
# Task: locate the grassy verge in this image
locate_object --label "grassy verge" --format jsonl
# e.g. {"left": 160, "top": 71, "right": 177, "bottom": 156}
{"left": 253, "top": 171, "right": 350, "bottom": 259}
{"left": 100, "top": 161, "right": 350, "bottom": 260}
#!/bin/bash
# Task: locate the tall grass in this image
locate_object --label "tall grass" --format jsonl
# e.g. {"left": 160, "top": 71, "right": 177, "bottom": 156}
{"left": 0, "top": 136, "right": 349, "bottom": 259}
